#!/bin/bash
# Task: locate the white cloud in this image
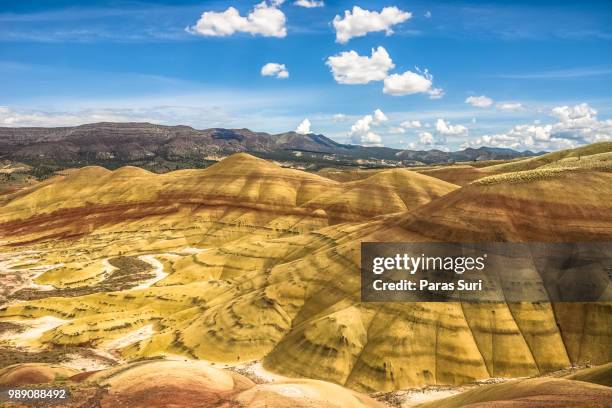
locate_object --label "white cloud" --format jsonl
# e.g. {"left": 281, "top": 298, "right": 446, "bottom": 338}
{"left": 0, "top": 106, "right": 158, "bottom": 127}
{"left": 261, "top": 62, "right": 289, "bottom": 79}
{"left": 187, "top": 1, "right": 287, "bottom": 38}
{"left": 383, "top": 68, "right": 442, "bottom": 98}
{"left": 332, "top": 113, "right": 348, "bottom": 122}
{"left": 355, "top": 131, "right": 382, "bottom": 145}
{"left": 373, "top": 108, "right": 388, "bottom": 123}
{"left": 400, "top": 120, "right": 421, "bottom": 128}
{"left": 465, "top": 95, "right": 493, "bottom": 108}
{"left": 326, "top": 46, "right": 394, "bottom": 84}
{"left": 419, "top": 131, "right": 435, "bottom": 145}
{"left": 435, "top": 118, "right": 468, "bottom": 136}
{"left": 326, "top": 47, "right": 443, "bottom": 99}
{"left": 294, "top": 0, "right": 323, "bottom": 7}
{"left": 348, "top": 108, "right": 387, "bottom": 146}
{"left": 424, "top": 10, "right": 432, "bottom": 18}
{"left": 415, "top": 131, "right": 449, "bottom": 150}
{"left": 427, "top": 87, "right": 445, "bottom": 99}
{"left": 496, "top": 102, "right": 523, "bottom": 111}
{"left": 467, "top": 103, "right": 612, "bottom": 150}
{"left": 295, "top": 118, "right": 311, "bottom": 134}
{"left": 388, "top": 126, "right": 405, "bottom": 134}
{"left": 349, "top": 115, "right": 374, "bottom": 137}
{"left": 551, "top": 102, "right": 596, "bottom": 123}
{"left": 333, "top": 6, "right": 411, "bottom": 44}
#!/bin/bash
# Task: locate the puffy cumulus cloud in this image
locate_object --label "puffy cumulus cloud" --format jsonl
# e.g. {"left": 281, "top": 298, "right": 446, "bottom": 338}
{"left": 419, "top": 131, "right": 435, "bottom": 145}
{"left": 261, "top": 62, "right": 289, "bottom": 79}
{"left": 467, "top": 125, "right": 554, "bottom": 150}
{"left": 353, "top": 131, "right": 382, "bottom": 146}
{"left": 496, "top": 102, "right": 523, "bottom": 111}
{"left": 326, "top": 47, "right": 443, "bottom": 99}
{"left": 465, "top": 95, "right": 493, "bottom": 108}
{"left": 383, "top": 68, "right": 443, "bottom": 98}
{"left": 326, "top": 46, "right": 394, "bottom": 85}
{"left": 373, "top": 108, "right": 388, "bottom": 123}
{"left": 294, "top": 0, "right": 323, "bottom": 7}
{"left": 187, "top": 1, "right": 287, "bottom": 38}
{"left": 333, "top": 6, "right": 411, "bottom": 44}
{"left": 467, "top": 103, "right": 612, "bottom": 151}
{"left": 348, "top": 108, "right": 388, "bottom": 146}
{"left": 412, "top": 131, "right": 448, "bottom": 150}
{"left": 551, "top": 102, "right": 596, "bottom": 123}
{"left": 349, "top": 115, "right": 374, "bottom": 136}
{"left": 295, "top": 118, "right": 311, "bottom": 134}
{"left": 436, "top": 118, "right": 468, "bottom": 136}
{"left": 400, "top": 120, "right": 421, "bottom": 128}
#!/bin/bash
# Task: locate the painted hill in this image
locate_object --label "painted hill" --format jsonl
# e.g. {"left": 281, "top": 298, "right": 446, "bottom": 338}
{"left": 564, "top": 362, "right": 612, "bottom": 387}
{"left": 482, "top": 141, "right": 612, "bottom": 173}
{"left": 0, "top": 153, "right": 455, "bottom": 242}
{"left": 0, "top": 146, "right": 609, "bottom": 395}
{"left": 414, "top": 377, "right": 612, "bottom": 408}
{"left": 0, "top": 360, "right": 385, "bottom": 408}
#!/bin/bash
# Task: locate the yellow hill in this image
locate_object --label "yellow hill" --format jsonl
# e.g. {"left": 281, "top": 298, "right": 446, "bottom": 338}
{"left": 0, "top": 153, "right": 453, "bottom": 244}
{"left": 301, "top": 169, "right": 458, "bottom": 222}
{"left": 414, "top": 377, "right": 612, "bottom": 408}
{"left": 483, "top": 141, "right": 612, "bottom": 173}
{"left": 416, "top": 165, "right": 489, "bottom": 186}
{"left": 564, "top": 362, "right": 612, "bottom": 387}
{"left": 0, "top": 150, "right": 610, "bottom": 394}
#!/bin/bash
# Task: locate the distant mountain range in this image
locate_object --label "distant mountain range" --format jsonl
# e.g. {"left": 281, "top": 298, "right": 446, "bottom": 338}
{"left": 0, "top": 122, "right": 540, "bottom": 172}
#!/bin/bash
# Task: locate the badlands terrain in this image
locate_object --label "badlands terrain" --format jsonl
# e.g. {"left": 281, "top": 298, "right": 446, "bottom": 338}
{"left": 0, "top": 141, "right": 610, "bottom": 407}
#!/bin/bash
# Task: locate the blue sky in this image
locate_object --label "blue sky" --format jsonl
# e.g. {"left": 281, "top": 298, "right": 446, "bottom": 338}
{"left": 1, "top": 0, "right": 612, "bottom": 151}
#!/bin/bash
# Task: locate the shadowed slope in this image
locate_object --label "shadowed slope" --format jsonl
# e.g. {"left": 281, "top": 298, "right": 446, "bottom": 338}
{"left": 564, "top": 362, "right": 612, "bottom": 387}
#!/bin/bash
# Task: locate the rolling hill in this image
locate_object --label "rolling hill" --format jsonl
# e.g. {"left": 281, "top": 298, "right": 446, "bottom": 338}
{"left": 0, "top": 143, "right": 610, "bottom": 398}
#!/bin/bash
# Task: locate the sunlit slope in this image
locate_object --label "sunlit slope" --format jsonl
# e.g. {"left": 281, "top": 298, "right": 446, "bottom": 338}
{"left": 1, "top": 163, "right": 609, "bottom": 392}
{"left": 482, "top": 141, "right": 612, "bottom": 173}
{"left": 318, "top": 165, "right": 492, "bottom": 186}
{"left": 301, "top": 169, "right": 458, "bottom": 222}
{"left": 416, "top": 165, "right": 489, "bottom": 186}
{"left": 0, "top": 153, "right": 454, "bottom": 243}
